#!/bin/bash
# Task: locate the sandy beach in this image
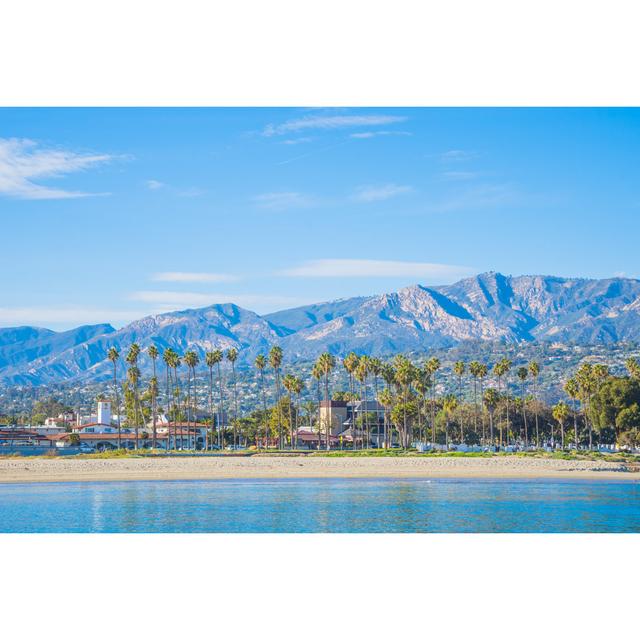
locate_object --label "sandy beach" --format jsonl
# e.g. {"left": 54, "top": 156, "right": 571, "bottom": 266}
{"left": 0, "top": 454, "right": 637, "bottom": 483}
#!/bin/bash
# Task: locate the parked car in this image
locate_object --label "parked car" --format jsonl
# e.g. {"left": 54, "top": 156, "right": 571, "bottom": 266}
{"left": 79, "top": 443, "right": 96, "bottom": 453}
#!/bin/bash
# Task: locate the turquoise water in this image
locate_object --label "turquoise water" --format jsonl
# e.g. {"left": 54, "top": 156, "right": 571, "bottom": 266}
{"left": 0, "top": 478, "right": 638, "bottom": 533}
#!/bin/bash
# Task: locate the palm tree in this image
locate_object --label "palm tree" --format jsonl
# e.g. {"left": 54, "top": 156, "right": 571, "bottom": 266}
{"left": 254, "top": 354, "right": 268, "bottom": 448}
{"left": 483, "top": 388, "right": 499, "bottom": 446}
{"left": 107, "top": 347, "right": 121, "bottom": 449}
{"left": 378, "top": 387, "right": 394, "bottom": 449}
{"left": 553, "top": 401, "right": 570, "bottom": 449}
{"left": 163, "top": 347, "right": 176, "bottom": 450}
{"left": 205, "top": 351, "right": 218, "bottom": 451}
{"left": 469, "top": 361, "right": 481, "bottom": 440}
{"left": 516, "top": 366, "right": 528, "bottom": 446}
{"left": 528, "top": 361, "right": 540, "bottom": 447}
{"left": 501, "top": 358, "right": 513, "bottom": 443}
{"left": 170, "top": 351, "right": 182, "bottom": 449}
{"left": 282, "top": 373, "right": 296, "bottom": 448}
{"left": 316, "top": 352, "right": 336, "bottom": 450}
{"left": 184, "top": 350, "right": 199, "bottom": 450}
{"left": 226, "top": 348, "right": 239, "bottom": 448}
{"left": 453, "top": 361, "right": 465, "bottom": 443}
{"left": 209, "top": 349, "right": 224, "bottom": 448}
{"left": 369, "top": 357, "right": 383, "bottom": 446}
{"left": 125, "top": 343, "right": 141, "bottom": 449}
{"left": 477, "top": 363, "right": 488, "bottom": 444}
{"left": 442, "top": 393, "right": 458, "bottom": 449}
{"left": 126, "top": 364, "right": 141, "bottom": 449}
{"left": 292, "top": 376, "right": 304, "bottom": 449}
{"left": 564, "top": 377, "right": 580, "bottom": 450}
{"left": 576, "top": 363, "right": 595, "bottom": 450}
{"left": 393, "top": 355, "right": 415, "bottom": 449}
{"left": 311, "top": 362, "right": 323, "bottom": 449}
{"left": 425, "top": 357, "right": 441, "bottom": 444}
{"left": 355, "top": 356, "right": 370, "bottom": 448}
{"left": 269, "top": 346, "right": 284, "bottom": 449}
{"left": 148, "top": 345, "right": 159, "bottom": 449}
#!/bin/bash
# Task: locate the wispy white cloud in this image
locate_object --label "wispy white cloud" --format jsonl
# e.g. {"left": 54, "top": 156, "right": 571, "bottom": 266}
{"left": 425, "top": 183, "right": 518, "bottom": 213}
{"left": 0, "top": 138, "right": 115, "bottom": 200}
{"left": 349, "top": 130, "right": 412, "bottom": 139}
{"left": 282, "top": 137, "right": 313, "bottom": 145}
{"left": 352, "top": 183, "right": 413, "bottom": 203}
{"left": 263, "top": 114, "right": 407, "bottom": 137}
{"left": 440, "top": 171, "right": 479, "bottom": 181}
{"left": 252, "top": 191, "right": 316, "bottom": 210}
{"left": 145, "top": 179, "right": 164, "bottom": 190}
{"left": 129, "top": 290, "right": 313, "bottom": 311}
{"left": 0, "top": 306, "right": 142, "bottom": 327}
{"left": 440, "top": 149, "right": 477, "bottom": 163}
{"left": 281, "top": 259, "right": 475, "bottom": 280}
{"left": 151, "top": 272, "right": 238, "bottom": 283}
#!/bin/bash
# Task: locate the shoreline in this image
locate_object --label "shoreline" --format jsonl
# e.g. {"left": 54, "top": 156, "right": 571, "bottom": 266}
{"left": 0, "top": 455, "right": 638, "bottom": 484}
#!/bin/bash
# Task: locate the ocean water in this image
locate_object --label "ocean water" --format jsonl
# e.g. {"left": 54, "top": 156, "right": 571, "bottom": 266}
{"left": 0, "top": 478, "right": 638, "bottom": 533}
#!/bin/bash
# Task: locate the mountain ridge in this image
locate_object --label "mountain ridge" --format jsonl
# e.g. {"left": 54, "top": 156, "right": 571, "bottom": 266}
{"left": 3, "top": 272, "right": 640, "bottom": 385}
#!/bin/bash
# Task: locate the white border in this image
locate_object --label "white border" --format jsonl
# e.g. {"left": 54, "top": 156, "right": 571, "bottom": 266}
{"left": 1, "top": 0, "right": 639, "bottom": 106}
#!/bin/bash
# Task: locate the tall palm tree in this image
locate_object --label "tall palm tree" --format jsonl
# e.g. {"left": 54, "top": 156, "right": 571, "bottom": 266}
{"left": 254, "top": 354, "right": 268, "bottom": 448}
{"left": 381, "top": 364, "right": 396, "bottom": 448}
{"left": 393, "top": 355, "right": 415, "bottom": 449}
{"left": 184, "top": 350, "right": 199, "bottom": 450}
{"left": 126, "top": 343, "right": 141, "bottom": 449}
{"left": 493, "top": 358, "right": 507, "bottom": 446}
{"left": 576, "top": 363, "right": 595, "bottom": 450}
{"left": 516, "top": 366, "right": 528, "bottom": 446}
{"left": 369, "top": 357, "right": 383, "bottom": 446}
{"left": 126, "top": 364, "right": 141, "bottom": 449}
{"left": 453, "top": 361, "right": 465, "bottom": 443}
{"left": 425, "top": 357, "right": 441, "bottom": 444}
{"left": 107, "top": 347, "right": 121, "bottom": 449}
{"left": 292, "top": 376, "right": 304, "bottom": 449}
{"left": 316, "top": 352, "right": 336, "bottom": 450}
{"left": 478, "top": 363, "right": 488, "bottom": 444}
{"left": 553, "top": 401, "right": 570, "bottom": 449}
{"left": 483, "top": 388, "right": 499, "bottom": 446}
{"left": 442, "top": 393, "right": 458, "bottom": 449}
{"left": 502, "top": 358, "right": 513, "bottom": 443}
{"left": 528, "top": 361, "right": 540, "bottom": 447}
{"left": 378, "top": 387, "right": 394, "bottom": 449}
{"left": 564, "top": 377, "right": 580, "bottom": 450}
{"left": 311, "top": 362, "right": 323, "bottom": 449}
{"left": 226, "top": 348, "right": 239, "bottom": 448}
{"left": 209, "top": 349, "right": 224, "bottom": 448}
{"left": 162, "top": 348, "right": 176, "bottom": 450}
{"left": 269, "top": 346, "right": 284, "bottom": 449}
{"left": 170, "top": 351, "right": 182, "bottom": 449}
{"left": 469, "top": 361, "right": 481, "bottom": 440}
{"left": 355, "top": 356, "right": 371, "bottom": 448}
{"left": 205, "top": 351, "right": 218, "bottom": 451}
{"left": 148, "top": 345, "right": 159, "bottom": 448}
{"left": 282, "top": 373, "right": 296, "bottom": 448}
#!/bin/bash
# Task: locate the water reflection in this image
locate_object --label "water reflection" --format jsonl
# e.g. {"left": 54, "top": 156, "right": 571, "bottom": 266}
{"left": 0, "top": 478, "right": 638, "bottom": 533}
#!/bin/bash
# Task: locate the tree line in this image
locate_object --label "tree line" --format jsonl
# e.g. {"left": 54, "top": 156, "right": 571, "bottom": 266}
{"left": 100, "top": 343, "right": 640, "bottom": 451}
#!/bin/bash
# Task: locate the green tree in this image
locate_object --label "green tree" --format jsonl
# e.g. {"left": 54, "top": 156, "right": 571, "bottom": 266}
{"left": 269, "top": 346, "right": 284, "bottom": 449}
{"left": 552, "top": 401, "right": 570, "bottom": 449}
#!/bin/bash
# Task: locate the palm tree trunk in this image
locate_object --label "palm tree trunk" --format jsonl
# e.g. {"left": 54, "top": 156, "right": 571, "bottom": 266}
{"left": 113, "top": 362, "right": 121, "bottom": 450}
{"left": 217, "top": 362, "right": 224, "bottom": 449}
{"left": 324, "top": 376, "right": 330, "bottom": 451}
{"left": 152, "top": 360, "right": 157, "bottom": 449}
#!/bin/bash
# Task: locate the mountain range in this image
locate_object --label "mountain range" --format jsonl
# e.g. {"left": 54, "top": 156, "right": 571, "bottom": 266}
{"left": 2, "top": 272, "right": 640, "bottom": 385}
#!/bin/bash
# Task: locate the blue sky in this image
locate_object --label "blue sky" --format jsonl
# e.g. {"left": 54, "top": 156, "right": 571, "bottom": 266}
{"left": 1, "top": 107, "right": 639, "bottom": 330}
